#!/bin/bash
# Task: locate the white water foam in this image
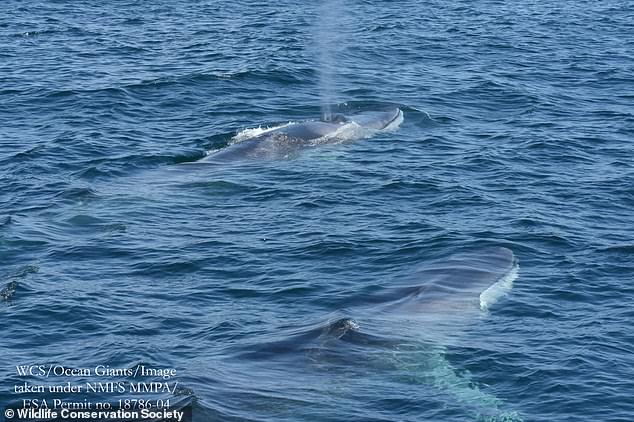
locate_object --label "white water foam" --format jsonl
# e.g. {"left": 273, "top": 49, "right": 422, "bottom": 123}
{"left": 203, "top": 124, "right": 293, "bottom": 157}
{"left": 231, "top": 123, "right": 293, "bottom": 144}
{"left": 479, "top": 262, "right": 519, "bottom": 312}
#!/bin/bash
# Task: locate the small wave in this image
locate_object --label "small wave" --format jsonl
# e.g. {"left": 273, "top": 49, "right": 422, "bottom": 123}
{"left": 0, "top": 215, "right": 11, "bottom": 228}
{"left": 596, "top": 244, "right": 634, "bottom": 254}
{"left": 54, "top": 187, "right": 99, "bottom": 204}
{"left": 12, "top": 26, "right": 96, "bottom": 39}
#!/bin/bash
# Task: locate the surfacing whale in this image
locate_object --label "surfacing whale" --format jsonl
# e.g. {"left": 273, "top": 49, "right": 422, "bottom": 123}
{"left": 201, "top": 108, "right": 403, "bottom": 162}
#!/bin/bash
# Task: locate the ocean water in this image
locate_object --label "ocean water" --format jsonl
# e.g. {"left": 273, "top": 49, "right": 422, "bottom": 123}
{"left": 1, "top": 0, "right": 633, "bottom": 421}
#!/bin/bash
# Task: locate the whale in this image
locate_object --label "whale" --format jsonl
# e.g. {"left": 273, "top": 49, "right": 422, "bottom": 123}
{"left": 247, "top": 246, "right": 518, "bottom": 353}
{"left": 110, "top": 109, "right": 402, "bottom": 189}
{"left": 352, "top": 246, "right": 519, "bottom": 345}
{"left": 223, "top": 246, "right": 522, "bottom": 421}
{"left": 105, "top": 247, "right": 520, "bottom": 421}
{"left": 201, "top": 107, "right": 403, "bottom": 162}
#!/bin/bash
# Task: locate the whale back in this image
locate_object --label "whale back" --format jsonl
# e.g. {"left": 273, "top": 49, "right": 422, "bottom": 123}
{"left": 279, "top": 121, "right": 343, "bottom": 140}
{"left": 348, "top": 108, "right": 402, "bottom": 130}
{"left": 202, "top": 107, "right": 402, "bottom": 162}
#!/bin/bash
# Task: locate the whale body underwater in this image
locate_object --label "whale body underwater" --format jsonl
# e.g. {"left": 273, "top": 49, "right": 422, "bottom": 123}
{"left": 201, "top": 107, "right": 403, "bottom": 162}
{"left": 360, "top": 246, "right": 519, "bottom": 343}
{"left": 232, "top": 247, "right": 522, "bottom": 420}
{"left": 254, "top": 246, "right": 519, "bottom": 351}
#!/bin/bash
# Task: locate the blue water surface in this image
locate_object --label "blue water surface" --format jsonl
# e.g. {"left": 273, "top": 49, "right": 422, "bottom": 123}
{"left": 1, "top": 1, "right": 633, "bottom": 421}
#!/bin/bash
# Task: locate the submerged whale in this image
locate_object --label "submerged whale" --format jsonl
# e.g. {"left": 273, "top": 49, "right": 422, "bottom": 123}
{"left": 202, "top": 108, "right": 403, "bottom": 162}
{"left": 230, "top": 246, "right": 522, "bottom": 420}
{"left": 250, "top": 246, "right": 518, "bottom": 352}
{"left": 355, "top": 246, "right": 518, "bottom": 344}
{"left": 126, "top": 247, "right": 521, "bottom": 421}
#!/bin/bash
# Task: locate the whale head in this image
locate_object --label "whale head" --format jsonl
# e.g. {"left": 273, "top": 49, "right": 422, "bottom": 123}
{"left": 348, "top": 108, "right": 403, "bottom": 130}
